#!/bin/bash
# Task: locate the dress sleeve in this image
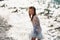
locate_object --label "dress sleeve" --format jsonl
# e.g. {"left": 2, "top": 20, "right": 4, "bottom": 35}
{"left": 32, "top": 15, "right": 42, "bottom": 32}
{"left": 33, "top": 15, "right": 40, "bottom": 28}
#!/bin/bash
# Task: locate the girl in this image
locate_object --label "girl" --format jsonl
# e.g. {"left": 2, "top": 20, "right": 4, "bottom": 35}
{"left": 28, "top": 6, "right": 42, "bottom": 40}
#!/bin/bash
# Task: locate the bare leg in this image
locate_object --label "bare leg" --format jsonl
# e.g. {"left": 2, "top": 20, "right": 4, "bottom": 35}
{"left": 38, "top": 39, "right": 40, "bottom": 40}
{"left": 31, "top": 37, "right": 36, "bottom": 40}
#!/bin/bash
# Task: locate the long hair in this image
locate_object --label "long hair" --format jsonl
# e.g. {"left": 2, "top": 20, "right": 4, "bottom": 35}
{"left": 29, "top": 6, "right": 36, "bottom": 21}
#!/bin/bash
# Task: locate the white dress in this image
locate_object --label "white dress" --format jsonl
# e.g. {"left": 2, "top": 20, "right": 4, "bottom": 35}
{"left": 31, "top": 15, "right": 42, "bottom": 39}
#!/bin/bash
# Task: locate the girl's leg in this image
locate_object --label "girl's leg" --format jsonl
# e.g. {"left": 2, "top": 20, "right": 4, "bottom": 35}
{"left": 31, "top": 37, "right": 36, "bottom": 40}
{"left": 38, "top": 39, "right": 40, "bottom": 40}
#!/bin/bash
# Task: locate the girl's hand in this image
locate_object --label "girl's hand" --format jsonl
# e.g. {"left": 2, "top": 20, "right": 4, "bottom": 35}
{"left": 36, "top": 29, "right": 41, "bottom": 33}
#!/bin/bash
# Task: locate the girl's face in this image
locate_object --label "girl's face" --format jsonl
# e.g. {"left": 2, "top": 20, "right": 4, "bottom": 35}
{"left": 29, "top": 9, "right": 34, "bottom": 15}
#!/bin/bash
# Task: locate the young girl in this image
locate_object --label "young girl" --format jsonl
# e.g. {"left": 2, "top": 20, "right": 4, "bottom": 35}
{"left": 28, "top": 6, "right": 42, "bottom": 40}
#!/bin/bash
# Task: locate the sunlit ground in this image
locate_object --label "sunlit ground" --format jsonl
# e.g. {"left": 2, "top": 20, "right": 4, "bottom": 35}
{"left": 0, "top": 0, "right": 60, "bottom": 40}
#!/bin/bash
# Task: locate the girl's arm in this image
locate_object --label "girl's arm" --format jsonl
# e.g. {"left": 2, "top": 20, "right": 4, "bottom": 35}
{"left": 33, "top": 15, "right": 41, "bottom": 32}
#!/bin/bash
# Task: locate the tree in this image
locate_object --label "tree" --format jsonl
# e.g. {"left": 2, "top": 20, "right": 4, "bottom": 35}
{"left": 54, "top": 0, "right": 60, "bottom": 5}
